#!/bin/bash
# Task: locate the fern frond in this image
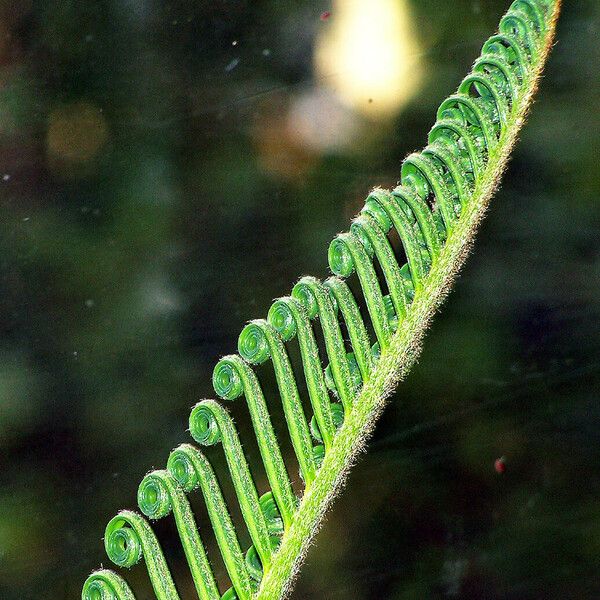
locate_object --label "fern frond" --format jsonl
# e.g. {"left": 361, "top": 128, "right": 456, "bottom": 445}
{"left": 82, "top": 2, "right": 561, "bottom": 599}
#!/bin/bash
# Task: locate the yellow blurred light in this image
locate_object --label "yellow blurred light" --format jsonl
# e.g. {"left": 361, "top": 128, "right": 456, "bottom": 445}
{"left": 315, "top": 0, "right": 422, "bottom": 118}
{"left": 47, "top": 102, "right": 108, "bottom": 171}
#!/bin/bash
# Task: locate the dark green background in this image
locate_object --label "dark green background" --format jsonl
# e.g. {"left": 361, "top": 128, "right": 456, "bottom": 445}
{"left": 1, "top": 1, "right": 599, "bottom": 598}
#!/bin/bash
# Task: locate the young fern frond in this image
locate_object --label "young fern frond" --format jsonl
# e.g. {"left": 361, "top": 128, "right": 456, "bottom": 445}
{"left": 82, "top": 1, "right": 561, "bottom": 599}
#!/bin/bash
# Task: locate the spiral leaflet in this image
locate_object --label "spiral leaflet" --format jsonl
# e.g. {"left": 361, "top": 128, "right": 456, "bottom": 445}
{"left": 137, "top": 470, "right": 220, "bottom": 600}
{"left": 167, "top": 443, "right": 255, "bottom": 599}
{"left": 104, "top": 511, "right": 180, "bottom": 600}
{"left": 82, "top": 570, "right": 135, "bottom": 600}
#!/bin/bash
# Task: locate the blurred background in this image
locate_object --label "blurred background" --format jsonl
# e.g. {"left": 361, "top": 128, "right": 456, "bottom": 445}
{"left": 0, "top": 0, "right": 599, "bottom": 598}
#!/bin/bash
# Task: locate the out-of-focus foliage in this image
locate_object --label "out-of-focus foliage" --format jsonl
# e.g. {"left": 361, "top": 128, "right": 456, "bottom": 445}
{"left": 0, "top": 1, "right": 598, "bottom": 599}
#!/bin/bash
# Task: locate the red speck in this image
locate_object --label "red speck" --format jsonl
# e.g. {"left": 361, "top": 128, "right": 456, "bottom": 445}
{"left": 320, "top": 11, "right": 331, "bottom": 21}
{"left": 494, "top": 457, "right": 506, "bottom": 474}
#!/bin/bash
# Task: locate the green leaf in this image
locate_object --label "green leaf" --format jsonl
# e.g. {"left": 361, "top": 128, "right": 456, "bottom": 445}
{"left": 82, "top": 2, "right": 562, "bottom": 599}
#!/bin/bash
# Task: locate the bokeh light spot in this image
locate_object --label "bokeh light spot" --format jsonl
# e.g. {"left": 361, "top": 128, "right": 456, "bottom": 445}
{"left": 315, "top": 0, "right": 422, "bottom": 118}
{"left": 47, "top": 101, "right": 108, "bottom": 171}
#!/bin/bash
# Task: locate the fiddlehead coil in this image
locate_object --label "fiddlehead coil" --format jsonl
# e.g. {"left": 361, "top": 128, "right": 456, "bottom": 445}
{"left": 189, "top": 400, "right": 276, "bottom": 571}
{"left": 137, "top": 470, "right": 220, "bottom": 600}
{"left": 104, "top": 511, "right": 180, "bottom": 600}
{"left": 238, "top": 320, "right": 317, "bottom": 485}
{"left": 83, "top": 2, "right": 557, "bottom": 597}
{"left": 212, "top": 354, "right": 296, "bottom": 528}
{"left": 82, "top": 570, "right": 135, "bottom": 600}
{"left": 167, "top": 444, "right": 254, "bottom": 599}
